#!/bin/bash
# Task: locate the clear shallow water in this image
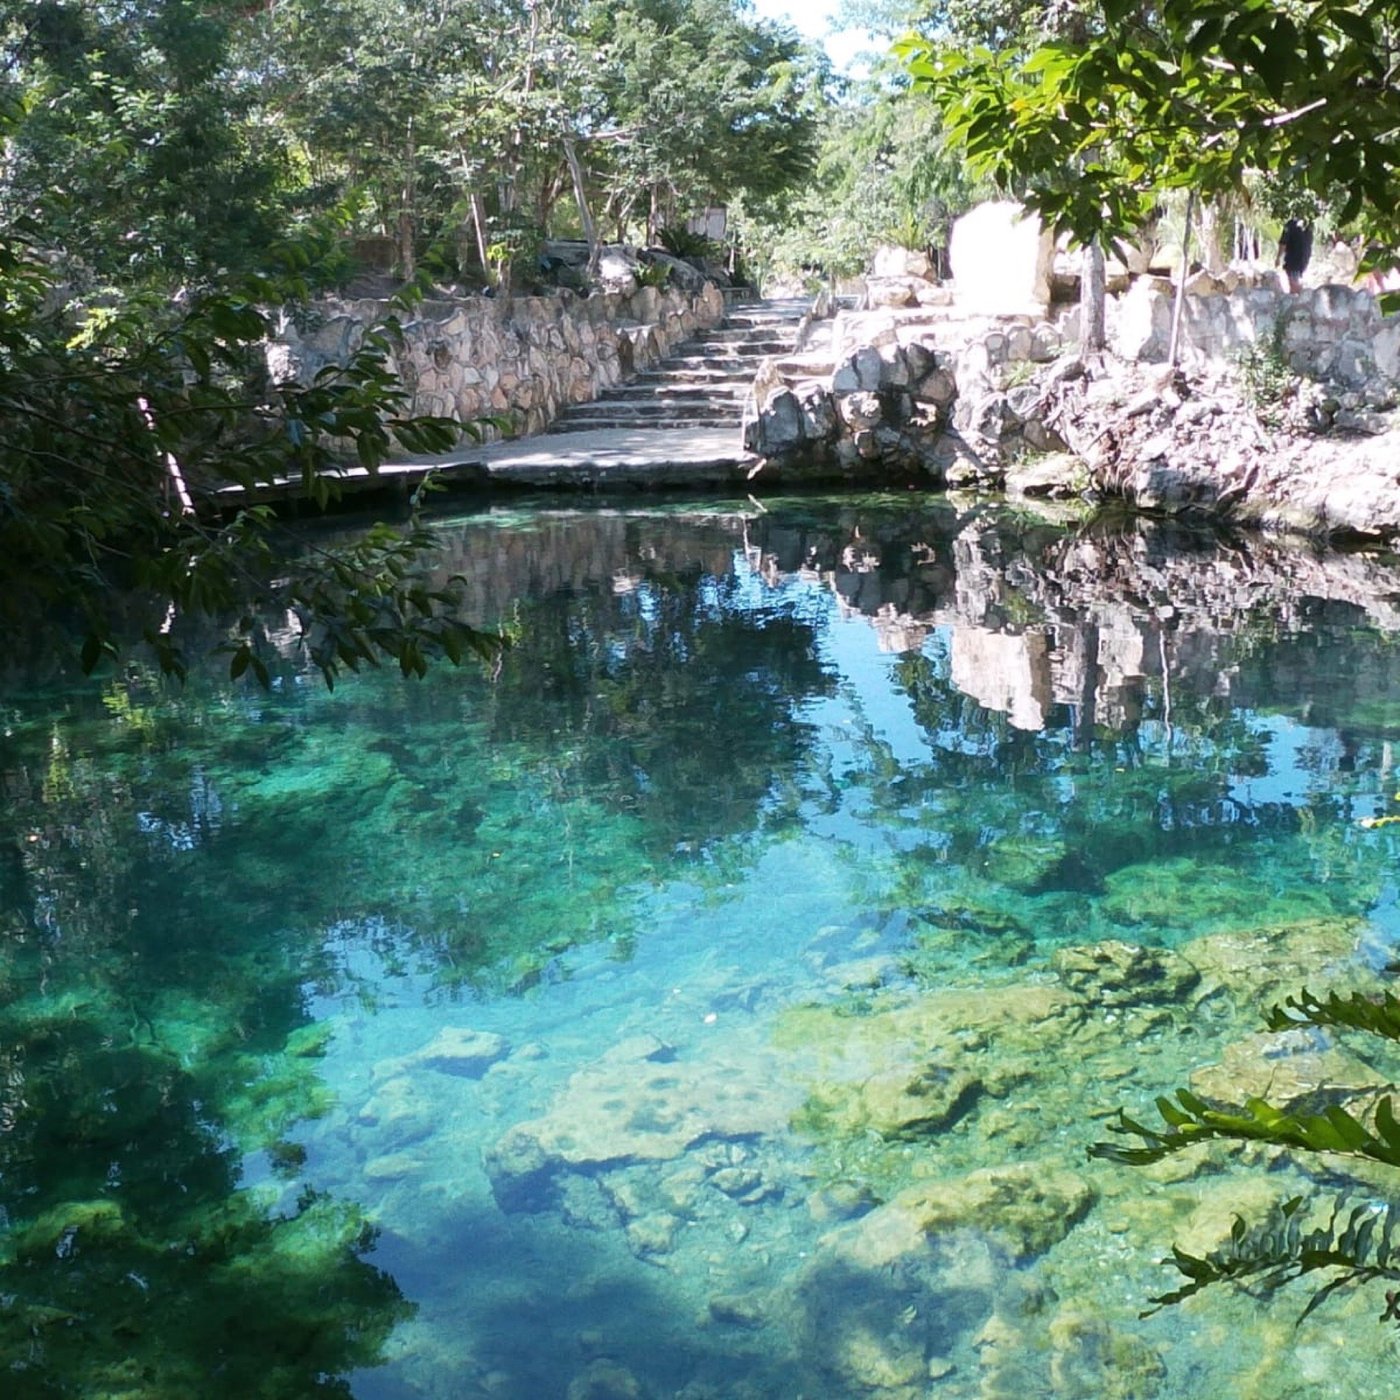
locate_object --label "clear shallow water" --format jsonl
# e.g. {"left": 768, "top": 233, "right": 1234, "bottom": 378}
{"left": 7, "top": 498, "right": 1400, "bottom": 1397}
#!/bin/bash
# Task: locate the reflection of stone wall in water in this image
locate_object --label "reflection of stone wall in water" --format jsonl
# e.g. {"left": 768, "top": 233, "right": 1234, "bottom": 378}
{"left": 426, "top": 501, "right": 1400, "bottom": 744}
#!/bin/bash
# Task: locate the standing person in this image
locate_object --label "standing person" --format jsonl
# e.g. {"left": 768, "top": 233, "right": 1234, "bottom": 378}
{"left": 1277, "top": 218, "right": 1313, "bottom": 294}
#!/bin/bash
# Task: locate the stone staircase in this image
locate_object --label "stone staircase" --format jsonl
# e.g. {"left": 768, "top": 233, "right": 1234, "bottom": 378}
{"left": 546, "top": 298, "right": 809, "bottom": 434}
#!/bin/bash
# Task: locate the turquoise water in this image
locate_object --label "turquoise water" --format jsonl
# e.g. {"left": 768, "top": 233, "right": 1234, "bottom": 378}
{"left": 6, "top": 497, "right": 1400, "bottom": 1397}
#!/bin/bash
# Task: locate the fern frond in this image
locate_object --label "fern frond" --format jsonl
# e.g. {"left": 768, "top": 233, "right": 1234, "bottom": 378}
{"left": 1265, "top": 988, "right": 1400, "bottom": 1042}
{"left": 1089, "top": 1090, "right": 1400, "bottom": 1169}
{"left": 1144, "top": 1197, "right": 1400, "bottom": 1319}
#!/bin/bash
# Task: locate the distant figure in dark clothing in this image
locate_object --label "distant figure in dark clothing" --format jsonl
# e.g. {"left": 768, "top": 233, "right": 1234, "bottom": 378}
{"left": 1278, "top": 219, "right": 1313, "bottom": 294}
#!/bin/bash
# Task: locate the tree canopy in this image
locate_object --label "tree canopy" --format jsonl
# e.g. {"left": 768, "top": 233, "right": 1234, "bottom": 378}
{"left": 901, "top": 0, "right": 1400, "bottom": 260}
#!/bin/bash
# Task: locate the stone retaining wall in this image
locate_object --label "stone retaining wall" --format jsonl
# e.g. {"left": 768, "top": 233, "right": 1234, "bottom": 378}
{"left": 746, "top": 273, "right": 1400, "bottom": 483}
{"left": 268, "top": 282, "right": 726, "bottom": 440}
{"left": 1112, "top": 278, "right": 1400, "bottom": 389}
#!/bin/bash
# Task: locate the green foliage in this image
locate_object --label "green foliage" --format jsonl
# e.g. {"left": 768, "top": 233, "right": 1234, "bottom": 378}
{"left": 1234, "top": 320, "right": 1296, "bottom": 427}
{"left": 1093, "top": 1087, "right": 1400, "bottom": 1172}
{"left": 6, "top": 0, "right": 296, "bottom": 286}
{"left": 1143, "top": 1197, "right": 1400, "bottom": 1319}
{"left": 1094, "top": 982, "right": 1400, "bottom": 1320}
{"left": 902, "top": 0, "right": 1400, "bottom": 265}
{"left": 658, "top": 225, "right": 721, "bottom": 259}
{"left": 634, "top": 259, "right": 672, "bottom": 289}
{"left": 1267, "top": 987, "right": 1400, "bottom": 1039}
{"left": 0, "top": 0, "right": 825, "bottom": 681}
{"left": 739, "top": 82, "right": 981, "bottom": 283}
{"left": 0, "top": 218, "right": 505, "bottom": 681}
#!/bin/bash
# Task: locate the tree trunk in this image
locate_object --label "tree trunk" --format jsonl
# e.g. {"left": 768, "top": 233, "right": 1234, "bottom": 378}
{"left": 1081, "top": 242, "right": 1106, "bottom": 352}
{"left": 1198, "top": 199, "right": 1226, "bottom": 274}
{"left": 1168, "top": 190, "right": 1197, "bottom": 367}
{"left": 562, "top": 137, "right": 599, "bottom": 272}
{"left": 469, "top": 191, "right": 491, "bottom": 284}
{"left": 399, "top": 116, "right": 417, "bottom": 279}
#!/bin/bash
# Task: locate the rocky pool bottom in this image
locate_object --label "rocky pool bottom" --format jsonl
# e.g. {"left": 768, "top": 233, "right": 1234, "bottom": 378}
{"left": 322, "top": 906, "right": 1400, "bottom": 1400}
{"left": 5, "top": 496, "right": 1400, "bottom": 1398}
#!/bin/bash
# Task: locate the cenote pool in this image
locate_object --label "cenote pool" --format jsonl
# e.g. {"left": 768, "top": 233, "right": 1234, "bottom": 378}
{"left": 8, "top": 495, "right": 1400, "bottom": 1398}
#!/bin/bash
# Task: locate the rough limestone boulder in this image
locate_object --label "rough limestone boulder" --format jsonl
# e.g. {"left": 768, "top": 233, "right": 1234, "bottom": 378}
{"left": 949, "top": 201, "right": 1055, "bottom": 315}
{"left": 594, "top": 247, "right": 640, "bottom": 295}
{"left": 822, "top": 1161, "right": 1096, "bottom": 1268}
{"left": 484, "top": 1034, "right": 799, "bottom": 1211}
{"left": 1051, "top": 940, "right": 1200, "bottom": 1007}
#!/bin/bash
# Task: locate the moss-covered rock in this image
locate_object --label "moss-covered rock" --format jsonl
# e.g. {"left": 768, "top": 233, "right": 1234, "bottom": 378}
{"left": 824, "top": 1161, "right": 1096, "bottom": 1267}
{"left": 1183, "top": 917, "right": 1364, "bottom": 1003}
{"left": 799, "top": 1064, "right": 983, "bottom": 1141}
{"left": 1101, "top": 858, "right": 1339, "bottom": 936}
{"left": 1051, "top": 940, "right": 1199, "bottom": 1006}
{"left": 1047, "top": 1309, "right": 1166, "bottom": 1399}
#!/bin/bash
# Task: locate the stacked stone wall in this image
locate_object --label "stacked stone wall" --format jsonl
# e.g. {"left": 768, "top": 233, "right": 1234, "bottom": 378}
{"left": 268, "top": 282, "right": 726, "bottom": 441}
{"left": 746, "top": 273, "right": 1400, "bottom": 484}
{"left": 1111, "top": 278, "right": 1400, "bottom": 391}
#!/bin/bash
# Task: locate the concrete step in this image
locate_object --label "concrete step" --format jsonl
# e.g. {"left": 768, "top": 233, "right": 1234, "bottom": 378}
{"left": 547, "top": 415, "right": 740, "bottom": 432}
{"left": 631, "top": 371, "right": 752, "bottom": 390}
{"left": 679, "top": 342, "right": 788, "bottom": 358}
{"left": 661, "top": 354, "right": 773, "bottom": 372}
{"left": 558, "top": 399, "right": 744, "bottom": 421}
{"left": 599, "top": 384, "right": 749, "bottom": 403}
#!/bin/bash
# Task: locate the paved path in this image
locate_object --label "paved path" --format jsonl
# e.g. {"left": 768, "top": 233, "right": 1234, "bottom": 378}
{"left": 217, "top": 427, "right": 760, "bottom": 506}
{"left": 217, "top": 298, "right": 809, "bottom": 507}
{"left": 471, "top": 425, "right": 758, "bottom": 486}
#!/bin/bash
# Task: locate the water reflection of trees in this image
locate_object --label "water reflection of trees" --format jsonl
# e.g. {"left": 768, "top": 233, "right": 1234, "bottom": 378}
{"left": 0, "top": 515, "right": 843, "bottom": 1391}
{"left": 0, "top": 716, "right": 412, "bottom": 1397}
{"left": 7, "top": 498, "right": 1400, "bottom": 1388}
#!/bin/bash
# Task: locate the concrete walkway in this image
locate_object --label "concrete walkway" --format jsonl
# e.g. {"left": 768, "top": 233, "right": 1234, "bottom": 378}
{"left": 470, "top": 425, "right": 758, "bottom": 487}
{"left": 217, "top": 297, "right": 808, "bottom": 508}
{"left": 217, "top": 427, "right": 760, "bottom": 508}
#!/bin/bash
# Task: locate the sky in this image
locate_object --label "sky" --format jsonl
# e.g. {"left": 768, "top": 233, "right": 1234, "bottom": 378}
{"left": 748, "top": 0, "right": 883, "bottom": 73}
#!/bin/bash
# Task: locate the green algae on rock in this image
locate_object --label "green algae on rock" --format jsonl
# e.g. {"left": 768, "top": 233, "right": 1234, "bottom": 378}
{"left": 821, "top": 1161, "right": 1097, "bottom": 1268}
{"left": 1051, "top": 940, "right": 1200, "bottom": 1006}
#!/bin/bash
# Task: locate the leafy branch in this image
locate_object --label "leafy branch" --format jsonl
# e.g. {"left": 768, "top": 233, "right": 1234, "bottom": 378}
{"left": 1146, "top": 1197, "right": 1400, "bottom": 1319}
{"left": 1092, "top": 980, "right": 1400, "bottom": 1322}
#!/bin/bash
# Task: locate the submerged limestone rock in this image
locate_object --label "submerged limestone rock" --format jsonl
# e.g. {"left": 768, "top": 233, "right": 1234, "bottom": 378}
{"left": 356, "top": 1075, "right": 437, "bottom": 1149}
{"left": 802, "top": 1063, "right": 983, "bottom": 1141}
{"left": 1051, "top": 940, "right": 1199, "bottom": 1007}
{"left": 1183, "top": 917, "right": 1364, "bottom": 1002}
{"left": 1188, "top": 1029, "right": 1387, "bottom": 1113}
{"left": 1047, "top": 1309, "right": 1166, "bottom": 1399}
{"left": 566, "top": 1358, "right": 647, "bottom": 1400}
{"left": 484, "top": 1034, "right": 798, "bottom": 1212}
{"left": 1172, "top": 1175, "right": 1309, "bottom": 1260}
{"left": 373, "top": 1025, "right": 511, "bottom": 1082}
{"left": 823, "top": 1161, "right": 1096, "bottom": 1268}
